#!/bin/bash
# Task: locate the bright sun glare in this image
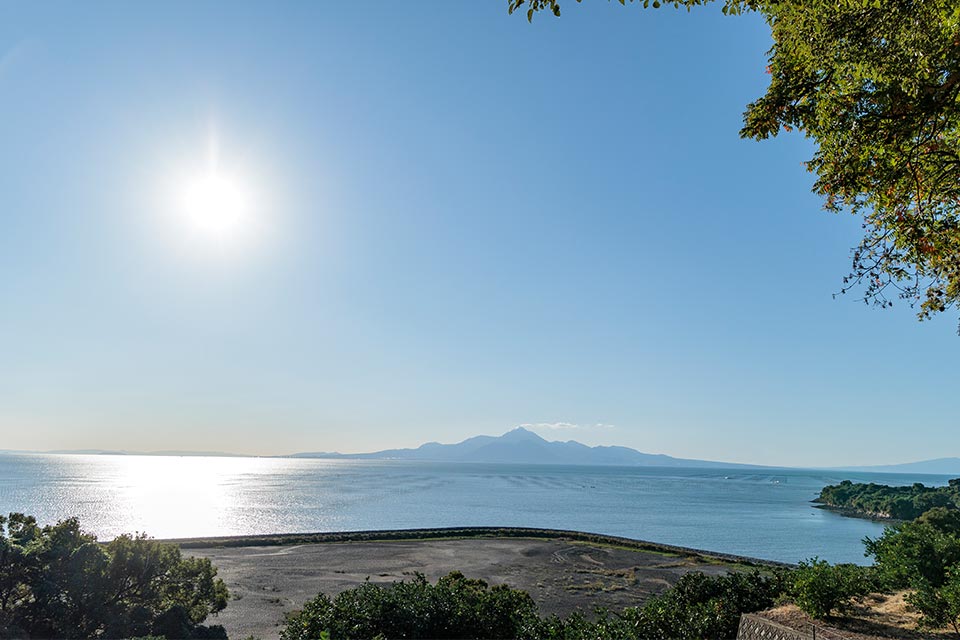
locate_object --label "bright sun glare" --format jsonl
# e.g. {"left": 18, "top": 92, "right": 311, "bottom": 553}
{"left": 169, "top": 132, "right": 262, "bottom": 254}
{"left": 180, "top": 169, "right": 251, "bottom": 239}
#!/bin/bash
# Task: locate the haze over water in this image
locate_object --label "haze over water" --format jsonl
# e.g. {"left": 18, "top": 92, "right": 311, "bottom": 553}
{"left": 1, "top": 453, "right": 951, "bottom": 564}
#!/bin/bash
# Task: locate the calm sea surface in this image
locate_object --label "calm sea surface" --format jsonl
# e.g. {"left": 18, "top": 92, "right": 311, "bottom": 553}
{"left": 0, "top": 453, "right": 951, "bottom": 564}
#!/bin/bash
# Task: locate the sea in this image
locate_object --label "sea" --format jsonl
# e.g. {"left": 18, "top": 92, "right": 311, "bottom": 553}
{"left": 0, "top": 453, "right": 951, "bottom": 565}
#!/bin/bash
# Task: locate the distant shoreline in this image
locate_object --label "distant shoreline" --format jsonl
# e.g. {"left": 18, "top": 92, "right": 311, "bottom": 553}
{"left": 4, "top": 448, "right": 959, "bottom": 476}
{"left": 812, "top": 502, "right": 905, "bottom": 524}
{"left": 162, "top": 525, "right": 793, "bottom": 568}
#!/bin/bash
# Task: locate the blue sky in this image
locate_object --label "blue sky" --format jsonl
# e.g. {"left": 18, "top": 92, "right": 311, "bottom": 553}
{"left": 1, "top": 2, "right": 956, "bottom": 466}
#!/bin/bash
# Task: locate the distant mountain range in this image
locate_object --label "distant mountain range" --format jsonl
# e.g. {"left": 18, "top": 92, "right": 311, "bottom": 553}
{"left": 289, "top": 427, "right": 766, "bottom": 468}
{"left": 838, "top": 458, "right": 960, "bottom": 475}
{"left": 4, "top": 429, "right": 957, "bottom": 475}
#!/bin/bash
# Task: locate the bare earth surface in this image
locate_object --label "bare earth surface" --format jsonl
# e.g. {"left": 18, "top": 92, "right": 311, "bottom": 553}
{"left": 761, "top": 593, "right": 956, "bottom": 640}
{"left": 192, "top": 537, "right": 738, "bottom": 640}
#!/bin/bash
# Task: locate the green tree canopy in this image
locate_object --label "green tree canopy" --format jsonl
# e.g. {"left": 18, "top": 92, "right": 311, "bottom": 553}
{"left": 865, "top": 519, "right": 960, "bottom": 589}
{"left": 0, "top": 513, "right": 229, "bottom": 639}
{"left": 816, "top": 478, "right": 960, "bottom": 520}
{"left": 512, "top": 0, "right": 960, "bottom": 330}
{"left": 865, "top": 516, "right": 960, "bottom": 632}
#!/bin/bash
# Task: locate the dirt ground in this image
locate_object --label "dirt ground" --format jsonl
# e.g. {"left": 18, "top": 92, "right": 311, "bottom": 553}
{"left": 761, "top": 592, "right": 957, "bottom": 640}
{"left": 191, "top": 537, "right": 739, "bottom": 640}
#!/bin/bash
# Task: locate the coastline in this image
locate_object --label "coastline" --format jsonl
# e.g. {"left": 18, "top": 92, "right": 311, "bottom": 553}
{"left": 812, "top": 503, "right": 903, "bottom": 524}
{"left": 165, "top": 525, "right": 792, "bottom": 568}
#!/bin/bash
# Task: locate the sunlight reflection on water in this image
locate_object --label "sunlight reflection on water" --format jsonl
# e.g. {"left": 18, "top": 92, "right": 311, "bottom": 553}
{"left": 0, "top": 453, "right": 949, "bottom": 563}
{"left": 2, "top": 454, "right": 345, "bottom": 539}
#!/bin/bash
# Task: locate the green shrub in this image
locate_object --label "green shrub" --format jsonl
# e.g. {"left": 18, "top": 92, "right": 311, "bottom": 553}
{"left": 917, "top": 507, "right": 960, "bottom": 536}
{"left": 620, "top": 570, "right": 787, "bottom": 639}
{"left": 907, "top": 567, "right": 960, "bottom": 635}
{"left": 865, "top": 520, "right": 960, "bottom": 590}
{"left": 0, "top": 513, "right": 228, "bottom": 639}
{"left": 281, "top": 569, "right": 786, "bottom": 640}
{"left": 280, "top": 571, "right": 543, "bottom": 640}
{"left": 788, "top": 558, "right": 873, "bottom": 619}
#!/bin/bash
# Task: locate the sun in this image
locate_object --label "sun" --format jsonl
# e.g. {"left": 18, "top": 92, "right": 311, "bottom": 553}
{"left": 180, "top": 169, "right": 251, "bottom": 240}
{"left": 162, "top": 132, "right": 267, "bottom": 258}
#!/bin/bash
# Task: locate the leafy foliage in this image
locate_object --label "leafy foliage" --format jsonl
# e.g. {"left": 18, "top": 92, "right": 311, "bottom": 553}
{"left": 817, "top": 478, "right": 960, "bottom": 520}
{"left": 0, "top": 513, "right": 228, "bottom": 639}
{"left": 281, "top": 569, "right": 785, "bottom": 640}
{"left": 280, "top": 571, "right": 544, "bottom": 640}
{"left": 908, "top": 566, "right": 960, "bottom": 635}
{"left": 617, "top": 569, "right": 786, "bottom": 639}
{"left": 918, "top": 505, "right": 960, "bottom": 535}
{"left": 513, "top": 0, "right": 960, "bottom": 329}
{"left": 788, "top": 558, "right": 874, "bottom": 619}
{"left": 865, "top": 515, "right": 960, "bottom": 635}
{"left": 865, "top": 519, "right": 960, "bottom": 590}
{"left": 507, "top": 0, "right": 748, "bottom": 22}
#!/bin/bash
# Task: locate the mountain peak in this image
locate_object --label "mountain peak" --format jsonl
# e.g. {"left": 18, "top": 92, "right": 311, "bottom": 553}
{"left": 290, "top": 427, "right": 758, "bottom": 469}
{"left": 500, "top": 427, "right": 546, "bottom": 442}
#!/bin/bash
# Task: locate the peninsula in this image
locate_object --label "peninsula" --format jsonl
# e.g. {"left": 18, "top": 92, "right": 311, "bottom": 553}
{"left": 815, "top": 478, "right": 960, "bottom": 520}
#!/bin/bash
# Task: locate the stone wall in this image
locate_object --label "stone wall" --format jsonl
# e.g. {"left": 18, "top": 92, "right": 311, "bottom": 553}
{"left": 737, "top": 613, "right": 813, "bottom": 640}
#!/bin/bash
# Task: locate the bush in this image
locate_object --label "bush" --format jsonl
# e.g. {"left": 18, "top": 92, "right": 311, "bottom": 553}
{"left": 917, "top": 507, "right": 960, "bottom": 536}
{"left": 907, "top": 567, "right": 960, "bottom": 635}
{"left": 280, "top": 571, "right": 543, "bottom": 640}
{"left": 0, "top": 513, "right": 228, "bottom": 639}
{"left": 281, "top": 569, "right": 787, "bottom": 640}
{"left": 620, "top": 570, "right": 787, "bottom": 640}
{"left": 865, "top": 520, "right": 960, "bottom": 590}
{"left": 788, "top": 558, "right": 873, "bottom": 619}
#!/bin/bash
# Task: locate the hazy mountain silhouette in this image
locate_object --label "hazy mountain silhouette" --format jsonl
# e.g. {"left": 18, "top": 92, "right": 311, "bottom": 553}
{"left": 290, "top": 427, "right": 763, "bottom": 468}
{"left": 9, "top": 430, "right": 953, "bottom": 472}
{"left": 840, "top": 458, "right": 960, "bottom": 475}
